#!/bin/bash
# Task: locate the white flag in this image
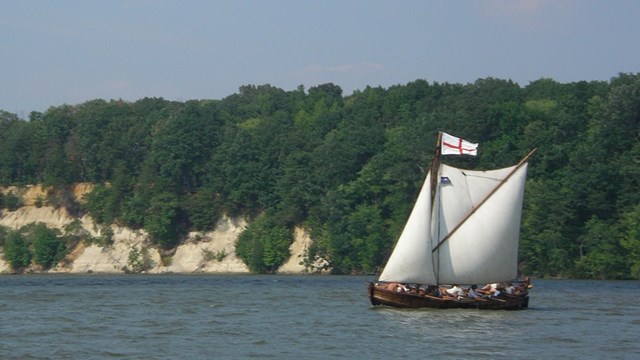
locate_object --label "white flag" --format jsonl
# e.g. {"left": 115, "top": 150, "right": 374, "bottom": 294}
{"left": 441, "top": 132, "right": 478, "bottom": 156}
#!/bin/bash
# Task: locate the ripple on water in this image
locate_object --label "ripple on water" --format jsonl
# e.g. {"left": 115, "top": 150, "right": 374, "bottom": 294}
{"left": 1, "top": 276, "right": 640, "bottom": 359}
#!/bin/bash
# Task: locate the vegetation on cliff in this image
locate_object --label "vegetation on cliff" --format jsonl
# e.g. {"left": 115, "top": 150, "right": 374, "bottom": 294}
{"left": 1, "top": 74, "right": 639, "bottom": 278}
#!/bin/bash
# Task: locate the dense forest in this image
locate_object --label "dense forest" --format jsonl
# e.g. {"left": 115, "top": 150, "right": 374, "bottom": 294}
{"left": 0, "top": 74, "right": 639, "bottom": 278}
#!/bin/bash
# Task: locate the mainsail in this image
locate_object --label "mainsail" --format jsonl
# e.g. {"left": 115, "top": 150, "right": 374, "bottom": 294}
{"left": 378, "top": 171, "right": 436, "bottom": 284}
{"left": 378, "top": 157, "right": 529, "bottom": 286}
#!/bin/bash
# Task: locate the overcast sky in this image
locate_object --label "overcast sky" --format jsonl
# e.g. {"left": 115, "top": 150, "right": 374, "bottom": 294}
{"left": 2, "top": 0, "right": 639, "bottom": 116}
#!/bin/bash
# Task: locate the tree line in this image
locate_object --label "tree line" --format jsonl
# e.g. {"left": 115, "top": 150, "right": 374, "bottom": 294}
{"left": 0, "top": 75, "right": 639, "bottom": 278}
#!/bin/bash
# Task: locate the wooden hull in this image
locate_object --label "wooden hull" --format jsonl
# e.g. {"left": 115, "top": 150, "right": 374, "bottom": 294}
{"left": 368, "top": 283, "right": 529, "bottom": 310}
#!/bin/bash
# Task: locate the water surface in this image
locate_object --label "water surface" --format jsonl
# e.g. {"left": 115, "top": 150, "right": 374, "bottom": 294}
{"left": 1, "top": 275, "right": 638, "bottom": 359}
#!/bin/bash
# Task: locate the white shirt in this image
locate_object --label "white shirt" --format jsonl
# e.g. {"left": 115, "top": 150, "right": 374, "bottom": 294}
{"left": 446, "top": 285, "right": 464, "bottom": 297}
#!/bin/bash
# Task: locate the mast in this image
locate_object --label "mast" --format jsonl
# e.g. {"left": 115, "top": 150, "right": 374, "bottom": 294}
{"left": 429, "top": 132, "right": 443, "bottom": 284}
{"left": 431, "top": 147, "right": 537, "bottom": 254}
{"left": 429, "top": 132, "right": 443, "bottom": 206}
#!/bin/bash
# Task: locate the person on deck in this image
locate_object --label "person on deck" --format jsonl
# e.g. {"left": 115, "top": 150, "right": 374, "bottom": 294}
{"left": 480, "top": 283, "right": 504, "bottom": 297}
{"left": 424, "top": 285, "right": 441, "bottom": 297}
{"left": 480, "top": 283, "right": 499, "bottom": 295}
{"left": 515, "top": 277, "right": 532, "bottom": 294}
{"left": 505, "top": 283, "right": 516, "bottom": 295}
{"left": 445, "top": 284, "right": 465, "bottom": 299}
{"left": 467, "top": 285, "right": 480, "bottom": 299}
{"left": 480, "top": 283, "right": 496, "bottom": 292}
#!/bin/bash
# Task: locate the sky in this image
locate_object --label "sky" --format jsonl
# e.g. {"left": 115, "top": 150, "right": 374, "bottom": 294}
{"left": 2, "top": 0, "right": 639, "bottom": 116}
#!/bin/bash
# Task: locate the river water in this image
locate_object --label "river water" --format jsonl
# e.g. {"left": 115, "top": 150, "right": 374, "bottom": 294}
{"left": 0, "top": 275, "right": 638, "bottom": 359}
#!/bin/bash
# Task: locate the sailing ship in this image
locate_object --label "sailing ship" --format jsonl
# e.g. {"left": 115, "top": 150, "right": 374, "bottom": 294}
{"left": 368, "top": 132, "right": 535, "bottom": 310}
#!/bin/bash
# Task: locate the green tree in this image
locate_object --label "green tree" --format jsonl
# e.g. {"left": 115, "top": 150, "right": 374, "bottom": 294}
{"left": 184, "top": 186, "right": 222, "bottom": 231}
{"left": 144, "top": 191, "right": 183, "bottom": 248}
{"left": 3, "top": 231, "right": 31, "bottom": 271}
{"left": 39, "top": 106, "right": 78, "bottom": 185}
{"left": 3, "top": 192, "right": 22, "bottom": 211}
{"left": 235, "top": 214, "right": 292, "bottom": 273}
{"left": 148, "top": 101, "right": 221, "bottom": 192}
{"left": 31, "top": 223, "right": 65, "bottom": 269}
{"left": 0, "top": 111, "right": 26, "bottom": 183}
{"left": 620, "top": 204, "right": 640, "bottom": 278}
{"left": 125, "top": 246, "right": 152, "bottom": 273}
{"left": 85, "top": 184, "right": 114, "bottom": 224}
{"left": 573, "top": 217, "right": 626, "bottom": 279}
{"left": 520, "top": 178, "right": 573, "bottom": 277}
{"left": 0, "top": 225, "right": 7, "bottom": 247}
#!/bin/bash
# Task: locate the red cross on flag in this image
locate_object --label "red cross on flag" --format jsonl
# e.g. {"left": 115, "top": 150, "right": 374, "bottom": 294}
{"left": 441, "top": 132, "right": 478, "bottom": 156}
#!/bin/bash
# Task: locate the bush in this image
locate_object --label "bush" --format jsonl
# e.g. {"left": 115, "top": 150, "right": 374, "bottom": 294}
{"left": 235, "top": 214, "right": 292, "bottom": 273}
{"left": 96, "top": 225, "right": 114, "bottom": 246}
{"left": 4, "top": 192, "right": 22, "bottom": 211}
{"left": 202, "top": 248, "right": 227, "bottom": 263}
{"left": 125, "top": 246, "right": 152, "bottom": 273}
{"left": 215, "top": 249, "right": 228, "bottom": 262}
{"left": 45, "top": 188, "right": 84, "bottom": 215}
{"left": 160, "top": 255, "right": 173, "bottom": 266}
{"left": 34, "top": 195, "right": 46, "bottom": 208}
{"left": 63, "top": 219, "right": 90, "bottom": 243}
{"left": 31, "top": 224, "right": 65, "bottom": 269}
{"left": 3, "top": 231, "right": 31, "bottom": 271}
{"left": 0, "top": 225, "right": 8, "bottom": 248}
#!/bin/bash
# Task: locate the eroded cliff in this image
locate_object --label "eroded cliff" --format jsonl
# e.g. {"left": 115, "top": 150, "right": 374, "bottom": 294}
{"left": 0, "top": 185, "right": 316, "bottom": 274}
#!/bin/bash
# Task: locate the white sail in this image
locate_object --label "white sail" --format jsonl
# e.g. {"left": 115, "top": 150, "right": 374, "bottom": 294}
{"left": 378, "top": 161, "right": 529, "bottom": 286}
{"left": 435, "top": 163, "right": 528, "bottom": 284}
{"left": 378, "top": 172, "right": 437, "bottom": 284}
